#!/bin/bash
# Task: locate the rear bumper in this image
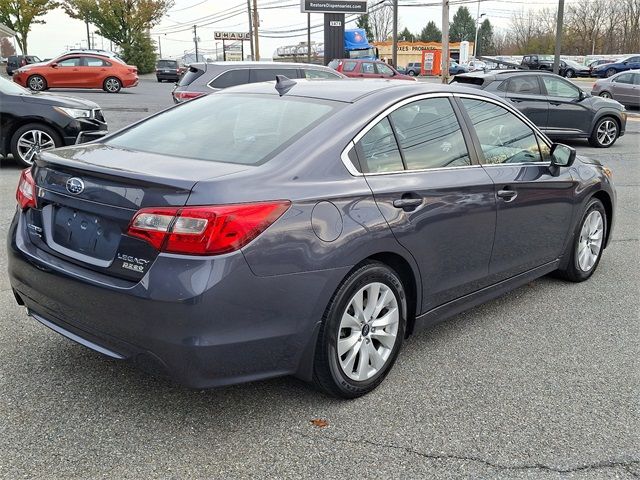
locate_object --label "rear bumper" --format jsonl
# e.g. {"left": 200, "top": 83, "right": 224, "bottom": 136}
{"left": 8, "top": 211, "right": 348, "bottom": 388}
{"left": 122, "top": 76, "right": 138, "bottom": 88}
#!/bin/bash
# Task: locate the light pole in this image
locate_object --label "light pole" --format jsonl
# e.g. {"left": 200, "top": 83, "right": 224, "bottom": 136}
{"left": 473, "top": 10, "right": 486, "bottom": 58}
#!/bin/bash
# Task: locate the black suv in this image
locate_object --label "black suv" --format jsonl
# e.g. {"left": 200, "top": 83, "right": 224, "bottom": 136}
{"left": 451, "top": 70, "right": 627, "bottom": 148}
{"left": 171, "top": 61, "right": 344, "bottom": 103}
{"left": 6, "top": 55, "right": 41, "bottom": 76}
{"left": 0, "top": 77, "right": 107, "bottom": 166}
{"left": 156, "top": 59, "right": 182, "bottom": 83}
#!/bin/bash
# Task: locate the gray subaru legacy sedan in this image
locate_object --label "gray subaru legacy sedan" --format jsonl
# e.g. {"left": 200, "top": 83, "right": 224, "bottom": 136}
{"left": 8, "top": 79, "right": 616, "bottom": 398}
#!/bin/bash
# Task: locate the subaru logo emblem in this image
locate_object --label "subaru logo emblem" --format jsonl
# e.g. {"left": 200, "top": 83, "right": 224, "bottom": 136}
{"left": 66, "top": 177, "right": 84, "bottom": 195}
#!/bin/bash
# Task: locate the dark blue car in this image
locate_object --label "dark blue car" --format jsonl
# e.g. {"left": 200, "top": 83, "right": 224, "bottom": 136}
{"left": 8, "top": 79, "right": 616, "bottom": 398}
{"left": 593, "top": 55, "right": 640, "bottom": 78}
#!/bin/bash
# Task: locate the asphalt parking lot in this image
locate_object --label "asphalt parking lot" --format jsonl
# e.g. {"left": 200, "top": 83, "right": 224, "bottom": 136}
{"left": 0, "top": 76, "right": 639, "bottom": 479}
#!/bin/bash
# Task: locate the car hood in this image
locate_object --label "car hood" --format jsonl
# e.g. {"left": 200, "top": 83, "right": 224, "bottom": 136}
{"left": 587, "top": 95, "right": 625, "bottom": 110}
{"left": 20, "top": 92, "right": 100, "bottom": 109}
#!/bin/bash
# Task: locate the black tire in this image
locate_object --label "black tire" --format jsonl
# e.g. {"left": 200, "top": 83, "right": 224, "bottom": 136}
{"left": 565, "top": 69, "right": 575, "bottom": 78}
{"left": 599, "top": 91, "right": 612, "bottom": 99}
{"left": 605, "top": 68, "right": 617, "bottom": 78}
{"left": 10, "top": 122, "right": 62, "bottom": 167}
{"left": 27, "top": 74, "right": 47, "bottom": 91}
{"left": 313, "top": 261, "right": 407, "bottom": 399}
{"left": 555, "top": 198, "right": 607, "bottom": 282}
{"left": 588, "top": 116, "right": 619, "bottom": 148}
{"left": 103, "top": 76, "right": 122, "bottom": 93}
{"left": 408, "top": 70, "right": 416, "bottom": 76}
{"left": 157, "top": 78, "right": 162, "bottom": 83}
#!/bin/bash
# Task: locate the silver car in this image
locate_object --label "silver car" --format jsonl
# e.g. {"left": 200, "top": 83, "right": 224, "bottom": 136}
{"left": 592, "top": 70, "right": 640, "bottom": 107}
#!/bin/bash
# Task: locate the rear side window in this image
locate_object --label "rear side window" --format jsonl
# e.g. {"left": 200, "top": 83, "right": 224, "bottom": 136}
{"left": 210, "top": 69, "right": 249, "bottom": 89}
{"left": 250, "top": 68, "right": 298, "bottom": 83}
{"left": 106, "top": 94, "right": 340, "bottom": 166}
{"left": 84, "top": 57, "right": 110, "bottom": 67}
{"left": 178, "top": 66, "right": 206, "bottom": 86}
{"left": 461, "top": 98, "right": 544, "bottom": 165}
{"left": 304, "top": 69, "right": 340, "bottom": 79}
{"left": 356, "top": 118, "right": 404, "bottom": 173}
{"left": 505, "top": 76, "right": 541, "bottom": 94}
{"left": 390, "top": 98, "right": 471, "bottom": 170}
{"left": 342, "top": 61, "right": 357, "bottom": 72}
{"left": 361, "top": 63, "right": 375, "bottom": 74}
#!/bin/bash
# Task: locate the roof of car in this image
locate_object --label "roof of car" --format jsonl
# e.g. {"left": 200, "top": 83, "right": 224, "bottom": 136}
{"left": 455, "top": 69, "right": 560, "bottom": 79}
{"left": 220, "top": 78, "right": 498, "bottom": 103}
{"left": 191, "top": 61, "right": 335, "bottom": 69}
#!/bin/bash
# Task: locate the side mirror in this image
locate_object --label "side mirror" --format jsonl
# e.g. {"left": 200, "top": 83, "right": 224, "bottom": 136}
{"left": 550, "top": 143, "right": 576, "bottom": 168}
{"left": 50, "top": 63, "right": 57, "bottom": 68}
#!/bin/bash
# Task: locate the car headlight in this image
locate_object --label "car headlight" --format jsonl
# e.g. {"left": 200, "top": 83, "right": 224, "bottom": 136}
{"left": 55, "top": 107, "right": 93, "bottom": 119}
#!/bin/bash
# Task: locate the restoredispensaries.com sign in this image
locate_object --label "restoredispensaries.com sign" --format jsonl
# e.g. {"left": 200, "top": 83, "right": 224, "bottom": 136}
{"left": 300, "top": 0, "right": 367, "bottom": 14}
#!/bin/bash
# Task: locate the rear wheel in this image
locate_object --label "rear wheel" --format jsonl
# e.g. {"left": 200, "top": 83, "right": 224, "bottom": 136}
{"left": 599, "top": 91, "right": 612, "bottom": 99}
{"left": 589, "top": 116, "right": 619, "bottom": 148}
{"left": 605, "top": 68, "right": 617, "bottom": 78}
{"left": 408, "top": 70, "right": 416, "bottom": 76}
{"left": 555, "top": 198, "right": 606, "bottom": 282}
{"left": 27, "top": 74, "right": 47, "bottom": 91}
{"left": 10, "top": 123, "right": 62, "bottom": 167}
{"left": 103, "top": 76, "right": 122, "bottom": 93}
{"left": 313, "top": 262, "right": 407, "bottom": 398}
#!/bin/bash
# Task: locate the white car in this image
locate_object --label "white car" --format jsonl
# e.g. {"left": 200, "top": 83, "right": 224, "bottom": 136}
{"left": 466, "top": 60, "right": 488, "bottom": 71}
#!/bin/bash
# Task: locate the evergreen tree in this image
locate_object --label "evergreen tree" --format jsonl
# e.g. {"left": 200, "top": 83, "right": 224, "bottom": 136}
{"left": 476, "top": 19, "right": 494, "bottom": 55}
{"left": 399, "top": 27, "right": 415, "bottom": 41}
{"left": 449, "top": 6, "right": 476, "bottom": 42}
{"left": 419, "top": 21, "right": 442, "bottom": 42}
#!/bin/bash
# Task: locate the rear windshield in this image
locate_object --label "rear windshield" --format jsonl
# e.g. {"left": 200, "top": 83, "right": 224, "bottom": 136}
{"left": 178, "top": 65, "right": 205, "bottom": 86}
{"left": 449, "top": 76, "right": 485, "bottom": 87}
{"left": 157, "top": 60, "right": 178, "bottom": 68}
{"left": 106, "top": 94, "right": 341, "bottom": 166}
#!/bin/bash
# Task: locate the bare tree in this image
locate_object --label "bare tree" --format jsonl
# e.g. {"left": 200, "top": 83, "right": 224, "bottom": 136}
{"left": 368, "top": 2, "right": 393, "bottom": 42}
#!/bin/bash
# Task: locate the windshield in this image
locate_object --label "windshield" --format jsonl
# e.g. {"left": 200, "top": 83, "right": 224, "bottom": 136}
{"left": 157, "top": 60, "right": 178, "bottom": 68}
{"left": 564, "top": 60, "right": 581, "bottom": 67}
{"left": 348, "top": 48, "right": 376, "bottom": 59}
{"left": 0, "top": 76, "right": 30, "bottom": 95}
{"left": 106, "top": 93, "right": 341, "bottom": 166}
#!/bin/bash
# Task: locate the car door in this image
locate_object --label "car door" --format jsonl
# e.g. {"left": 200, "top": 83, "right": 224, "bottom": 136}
{"left": 540, "top": 75, "right": 592, "bottom": 135}
{"left": 354, "top": 95, "right": 497, "bottom": 310}
{"left": 498, "top": 75, "right": 549, "bottom": 127}
{"left": 457, "top": 96, "right": 575, "bottom": 281}
{"left": 82, "top": 56, "right": 110, "bottom": 88}
{"left": 610, "top": 72, "right": 635, "bottom": 104}
{"left": 48, "top": 56, "right": 82, "bottom": 87}
{"left": 622, "top": 56, "right": 640, "bottom": 71}
{"left": 375, "top": 62, "right": 395, "bottom": 79}
{"left": 359, "top": 62, "right": 380, "bottom": 78}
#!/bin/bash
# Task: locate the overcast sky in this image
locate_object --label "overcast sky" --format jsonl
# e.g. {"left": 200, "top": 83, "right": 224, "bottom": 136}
{"left": 24, "top": 0, "right": 565, "bottom": 59}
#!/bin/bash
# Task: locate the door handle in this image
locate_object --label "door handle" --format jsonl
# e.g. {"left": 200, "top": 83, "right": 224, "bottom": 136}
{"left": 509, "top": 98, "right": 523, "bottom": 103}
{"left": 550, "top": 102, "right": 561, "bottom": 106}
{"left": 393, "top": 195, "right": 423, "bottom": 211}
{"left": 497, "top": 188, "right": 518, "bottom": 201}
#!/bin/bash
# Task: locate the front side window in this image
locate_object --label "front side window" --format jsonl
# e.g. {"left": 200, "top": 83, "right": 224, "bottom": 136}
{"left": 210, "top": 69, "right": 250, "bottom": 89}
{"left": 633, "top": 74, "right": 640, "bottom": 86}
{"left": 107, "top": 94, "right": 339, "bottom": 166}
{"left": 390, "top": 97, "right": 471, "bottom": 170}
{"left": 376, "top": 63, "right": 394, "bottom": 76}
{"left": 304, "top": 69, "right": 340, "bottom": 79}
{"left": 461, "top": 98, "right": 544, "bottom": 165}
{"left": 356, "top": 118, "right": 404, "bottom": 173}
{"left": 541, "top": 76, "right": 580, "bottom": 99}
{"left": 506, "top": 76, "right": 541, "bottom": 95}
{"left": 57, "top": 57, "right": 81, "bottom": 67}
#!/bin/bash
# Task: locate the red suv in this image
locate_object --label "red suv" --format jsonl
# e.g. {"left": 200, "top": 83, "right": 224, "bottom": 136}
{"left": 328, "top": 59, "right": 416, "bottom": 81}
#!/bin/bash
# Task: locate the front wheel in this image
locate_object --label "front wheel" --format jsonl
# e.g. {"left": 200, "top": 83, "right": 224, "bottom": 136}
{"left": 10, "top": 123, "right": 62, "bottom": 167}
{"left": 589, "top": 117, "right": 619, "bottom": 148}
{"left": 408, "top": 70, "right": 416, "bottom": 76}
{"left": 313, "top": 262, "right": 407, "bottom": 398}
{"left": 555, "top": 198, "right": 606, "bottom": 282}
{"left": 27, "top": 74, "right": 47, "bottom": 91}
{"left": 103, "top": 77, "right": 122, "bottom": 93}
{"left": 565, "top": 69, "right": 575, "bottom": 78}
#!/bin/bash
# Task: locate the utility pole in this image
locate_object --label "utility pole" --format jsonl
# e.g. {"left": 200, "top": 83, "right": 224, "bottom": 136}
{"left": 473, "top": 0, "right": 480, "bottom": 58}
{"left": 252, "top": 0, "right": 260, "bottom": 61}
{"left": 441, "top": 0, "right": 449, "bottom": 83}
{"left": 247, "top": 0, "right": 254, "bottom": 60}
{"left": 392, "top": 0, "right": 398, "bottom": 67}
{"left": 85, "top": 20, "right": 91, "bottom": 49}
{"left": 553, "top": 0, "right": 565, "bottom": 74}
{"left": 158, "top": 35, "right": 162, "bottom": 58}
{"left": 193, "top": 25, "right": 199, "bottom": 62}
{"left": 307, "top": 13, "right": 311, "bottom": 63}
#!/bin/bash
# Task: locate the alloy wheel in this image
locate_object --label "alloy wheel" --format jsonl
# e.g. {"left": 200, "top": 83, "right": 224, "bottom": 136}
{"left": 337, "top": 282, "right": 399, "bottom": 381}
{"left": 605, "top": 68, "right": 616, "bottom": 77}
{"left": 565, "top": 70, "right": 574, "bottom": 78}
{"left": 16, "top": 129, "right": 56, "bottom": 165}
{"left": 28, "top": 76, "right": 45, "bottom": 91}
{"left": 105, "top": 78, "right": 120, "bottom": 92}
{"left": 577, "top": 210, "right": 604, "bottom": 272}
{"left": 596, "top": 120, "right": 617, "bottom": 146}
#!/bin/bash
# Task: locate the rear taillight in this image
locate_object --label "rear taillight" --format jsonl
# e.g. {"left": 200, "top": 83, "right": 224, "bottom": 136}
{"left": 127, "top": 201, "right": 290, "bottom": 255}
{"left": 174, "top": 91, "right": 204, "bottom": 101}
{"left": 16, "top": 168, "right": 36, "bottom": 210}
